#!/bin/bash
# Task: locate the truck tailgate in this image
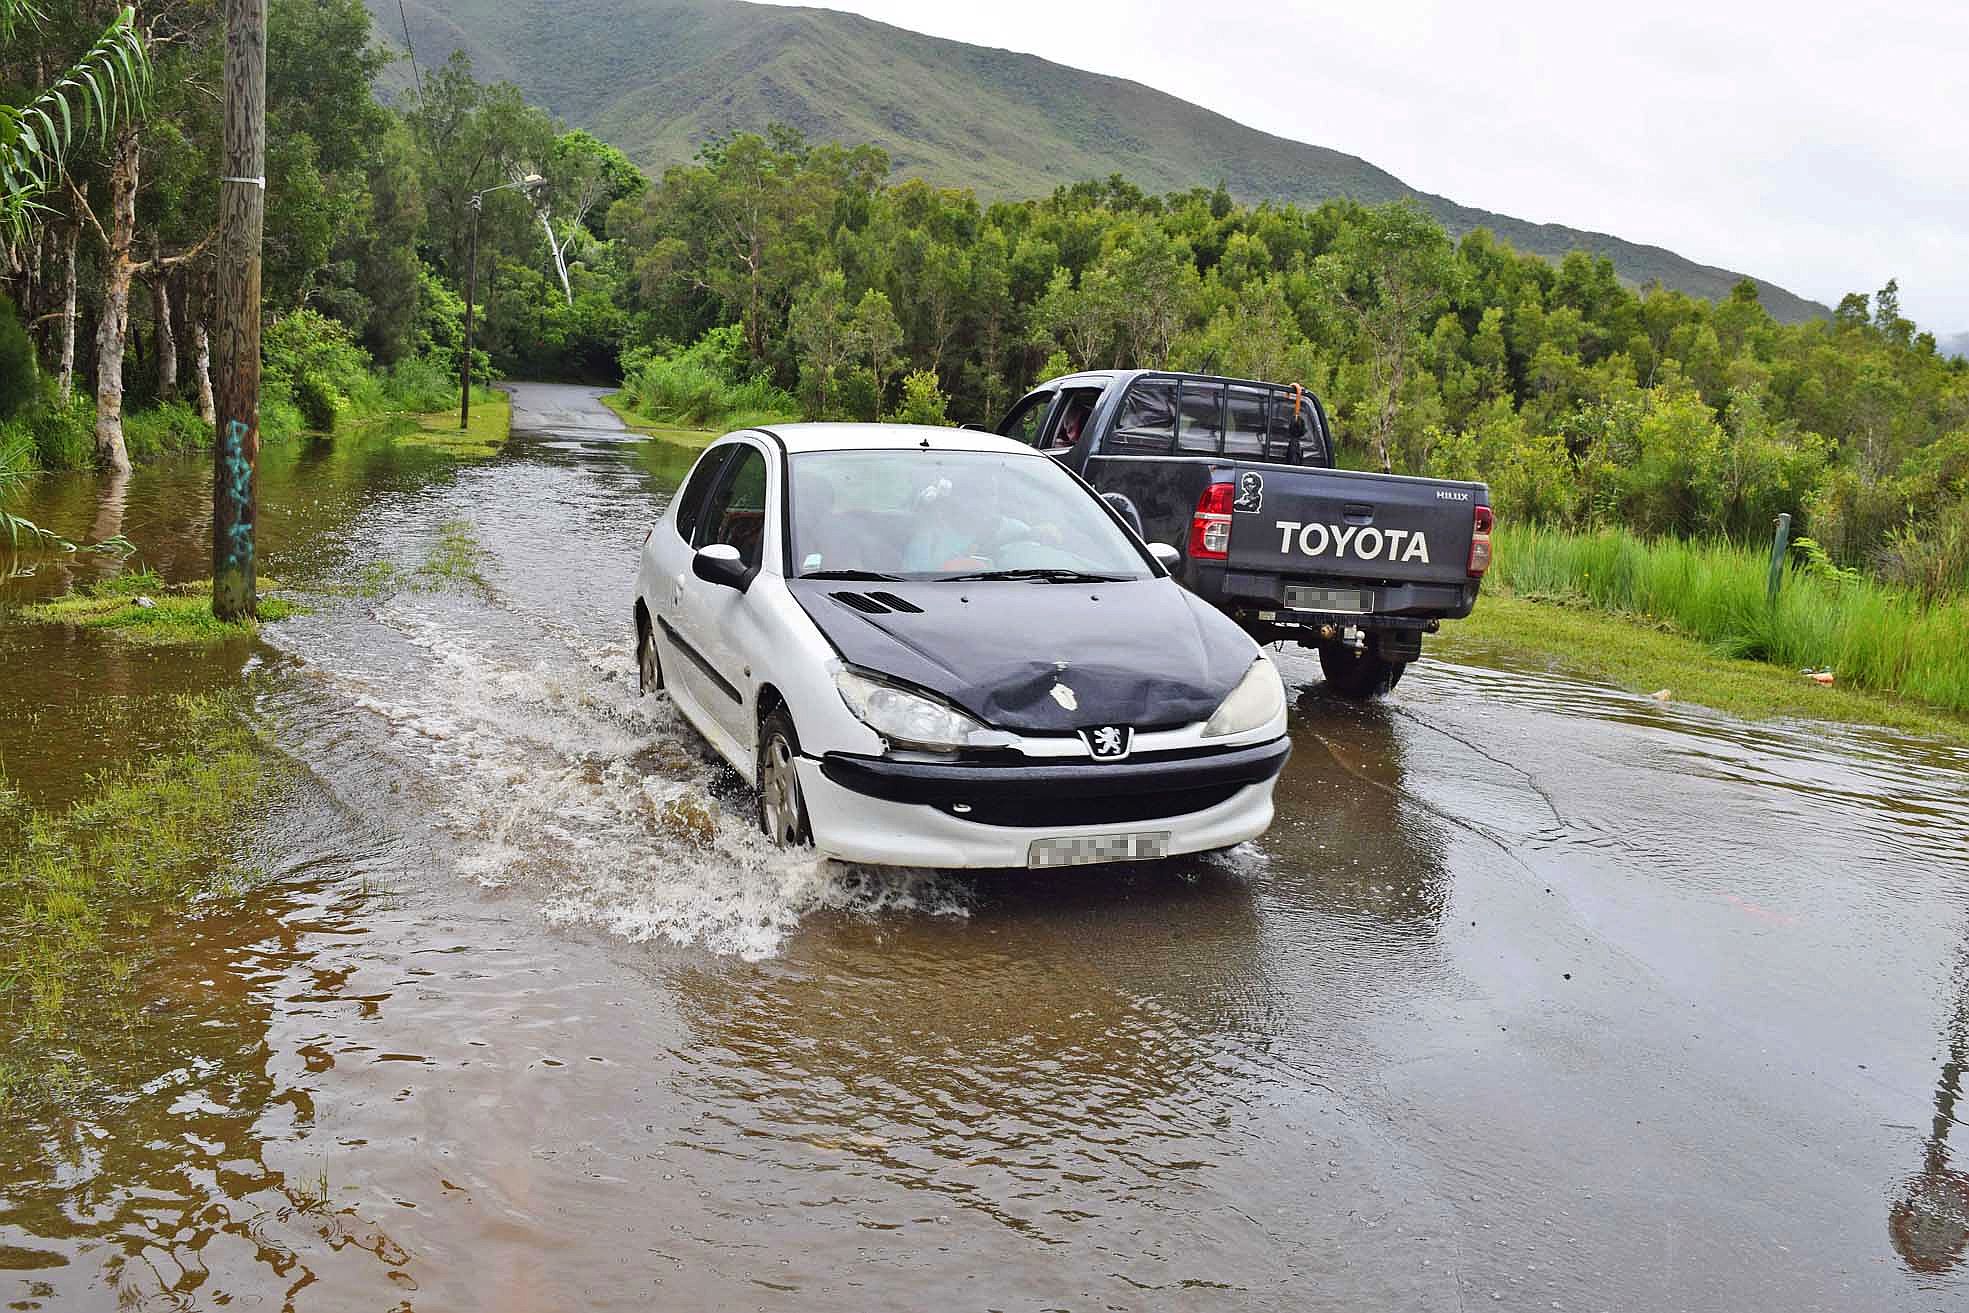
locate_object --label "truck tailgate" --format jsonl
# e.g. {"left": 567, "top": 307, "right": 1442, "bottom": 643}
{"left": 1225, "top": 463, "right": 1485, "bottom": 587}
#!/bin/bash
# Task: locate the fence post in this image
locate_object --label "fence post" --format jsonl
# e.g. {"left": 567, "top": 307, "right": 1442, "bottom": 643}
{"left": 1767, "top": 512, "right": 1792, "bottom": 606}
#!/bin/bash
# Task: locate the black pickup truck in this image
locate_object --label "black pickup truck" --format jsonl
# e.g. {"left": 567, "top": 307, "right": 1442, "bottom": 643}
{"left": 996, "top": 370, "right": 1492, "bottom": 697}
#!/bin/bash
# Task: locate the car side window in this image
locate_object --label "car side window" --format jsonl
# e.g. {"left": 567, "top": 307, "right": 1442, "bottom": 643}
{"left": 672, "top": 448, "right": 731, "bottom": 543}
{"left": 696, "top": 444, "right": 769, "bottom": 569}
{"left": 999, "top": 392, "right": 1055, "bottom": 446}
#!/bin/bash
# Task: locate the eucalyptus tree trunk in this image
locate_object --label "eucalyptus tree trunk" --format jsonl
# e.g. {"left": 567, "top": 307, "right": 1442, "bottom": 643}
{"left": 191, "top": 315, "right": 215, "bottom": 424}
{"left": 93, "top": 126, "right": 141, "bottom": 475}
{"left": 151, "top": 269, "right": 178, "bottom": 402}
{"left": 56, "top": 220, "right": 79, "bottom": 406}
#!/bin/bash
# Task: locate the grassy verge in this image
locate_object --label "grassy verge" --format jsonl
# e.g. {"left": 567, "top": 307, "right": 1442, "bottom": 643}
{"left": 1438, "top": 590, "right": 1969, "bottom": 742}
{"left": 395, "top": 392, "right": 511, "bottom": 459}
{"left": 20, "top": 569, "right": 302, "bottom": 645}
{"left": 0, "top": 692, "right": 277, "bottom": 1110}
{"left": 599, "top": 391, "right": 721, "bottom": 448}
{"left": 1488, "top": 525, "right": 1969, "bottom": 716}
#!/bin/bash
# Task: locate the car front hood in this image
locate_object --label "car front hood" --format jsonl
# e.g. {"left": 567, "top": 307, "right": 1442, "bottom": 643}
{"left": 785, "top": 577, "right": 1256, "bottom": 733}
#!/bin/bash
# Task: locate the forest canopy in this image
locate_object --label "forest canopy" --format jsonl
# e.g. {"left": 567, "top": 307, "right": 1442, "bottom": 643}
{"left": 3, "top": 0, "right": 1964, "bottom": 593}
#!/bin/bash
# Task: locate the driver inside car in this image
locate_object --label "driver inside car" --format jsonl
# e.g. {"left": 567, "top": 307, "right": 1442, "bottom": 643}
{"left": 904, "top": 474, "right": 1079, "bottom": 573}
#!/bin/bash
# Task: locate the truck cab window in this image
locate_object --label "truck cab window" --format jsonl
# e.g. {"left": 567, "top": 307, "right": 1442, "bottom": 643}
{"left": 1108, "top": 380, "right": 1177, "bottom": 455}
{"left": 1175, "top": 382, "right": 1225, "bottom": 456}
{"left": 1046, "top": 389, "right": 1102, "bottom": 450}
{"left": 1225, "top": 386, "right": 1268, "bottom": 457}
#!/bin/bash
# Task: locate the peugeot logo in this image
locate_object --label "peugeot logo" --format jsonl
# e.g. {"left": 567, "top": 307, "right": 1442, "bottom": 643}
{"left": 1086, "top": 725, "right": 1132, "bottom": 760}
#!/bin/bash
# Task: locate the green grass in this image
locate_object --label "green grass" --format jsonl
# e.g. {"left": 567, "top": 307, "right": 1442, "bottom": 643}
{"left": 599, "top": 391, "right": 720, "bottom": 448}
{"left": 0, "top": 693, "right": 277, "bottom": 1104}
{"left": 1482, "top": 525, "right": 1969, "bottom": 717}
{"left": 417, "top": 519, "right": 488, "bottom": 588}
{"left": 1439, "top": 593, "right": 1969, "bottom": 742}
{"left": 395, "top": 394, "right": 511, "bottom": 459}
{"left": 19, "top": 569, "right": 302, "bottom": 645}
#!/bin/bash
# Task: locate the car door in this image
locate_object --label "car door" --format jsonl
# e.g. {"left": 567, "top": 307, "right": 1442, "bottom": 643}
{"left": 649, "top": 444, "right": 732, "bottom": 716}
{"left": 675, "top": 440, "right": 772, "bottom": 745}
{"left": 996, "top": 389, "right": 1057, "bottom": 447}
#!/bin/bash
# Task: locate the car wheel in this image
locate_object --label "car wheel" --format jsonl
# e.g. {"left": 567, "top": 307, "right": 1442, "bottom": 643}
{"left": 638, "top": 622, "right": 662, "bottom": 695}
{"left": 1318, "top": 641, "right": 1405, "bottom": 699}
{"left": 757, "top": 708, "right": 812, "bottom": 848}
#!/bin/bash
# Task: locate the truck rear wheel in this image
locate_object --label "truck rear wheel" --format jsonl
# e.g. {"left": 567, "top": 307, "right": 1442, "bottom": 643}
{"left": 1318, "top": 642, "right": 1406, "bottom": 700}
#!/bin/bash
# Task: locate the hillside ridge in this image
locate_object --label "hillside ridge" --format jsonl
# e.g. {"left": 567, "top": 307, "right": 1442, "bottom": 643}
{"left": 370, "top": 0, "right": 1830, "bottom": 323}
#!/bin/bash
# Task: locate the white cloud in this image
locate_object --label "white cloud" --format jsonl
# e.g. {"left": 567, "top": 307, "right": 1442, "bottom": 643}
{"left": 761, "top": 0, "right": 1969, "bottom": 332}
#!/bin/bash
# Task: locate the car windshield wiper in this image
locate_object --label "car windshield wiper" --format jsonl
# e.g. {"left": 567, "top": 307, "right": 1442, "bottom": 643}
{"left": 943, "top": 568, "right": 1134, "bottom": 583}
{"left": 800, "top": 568, "right": 907, "bottom": 581}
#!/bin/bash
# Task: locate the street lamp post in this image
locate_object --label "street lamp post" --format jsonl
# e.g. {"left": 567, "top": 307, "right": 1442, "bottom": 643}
{"left": 460, "top": 174, "right": 546, "bottom": 431}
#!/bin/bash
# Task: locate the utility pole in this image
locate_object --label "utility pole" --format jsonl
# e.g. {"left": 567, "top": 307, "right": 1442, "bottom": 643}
{"left": 460, "top": 193, "right": 480, "bottom": 431}
{"left": 458, "top": 174, "right": 543, "bottom": 431}
{"left": 212, "top": 0, "right": 266, "bottom": 621}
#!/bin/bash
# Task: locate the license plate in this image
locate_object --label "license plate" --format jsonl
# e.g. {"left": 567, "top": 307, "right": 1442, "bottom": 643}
{"left": 1284, "top": 585, "right": 1369, "bottom": 614}
{"left": 1027, "top": 832, "right": 1171, "bottom": 868}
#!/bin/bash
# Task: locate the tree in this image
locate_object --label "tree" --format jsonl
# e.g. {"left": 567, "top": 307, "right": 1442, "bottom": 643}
{"left": 1316, "top": 201, "right": 1456, "bottom": 472}
{"left": 788, "top": 267, "right": 851, "bottom": 417}
{"left": 0, "top": 2, "right": 152, "bottom": 255}
{"left": 850, "top": 287, "right": 902, "bottom": 409}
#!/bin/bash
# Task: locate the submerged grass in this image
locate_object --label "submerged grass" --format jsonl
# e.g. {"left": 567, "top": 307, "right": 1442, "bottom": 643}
{"left": 19, "top": 569, "right": 302, "bottom": 645}
{"left": 417, "top": 519, "right": 488, "bottom": 589}
{"left": 1488, "top": 526, "right": 1969, "bottom": 716}
{"left": 0, "top": 693, "right": 278, "bottom": 1109}
{"left": 397, "top": 394, "right": 511, "bottom": 458}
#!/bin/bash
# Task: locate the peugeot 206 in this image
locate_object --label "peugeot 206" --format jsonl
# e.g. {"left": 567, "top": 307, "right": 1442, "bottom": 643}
{"left": 632, "top": 424, "right": 1291, "bottom": 869}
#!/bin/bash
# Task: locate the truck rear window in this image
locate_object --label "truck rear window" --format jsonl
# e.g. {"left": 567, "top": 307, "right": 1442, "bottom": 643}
{"left": 1104, "top": 377, "right": 1326, "bottom": 464}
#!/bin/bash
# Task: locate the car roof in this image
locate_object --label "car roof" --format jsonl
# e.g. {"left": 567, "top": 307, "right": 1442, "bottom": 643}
{"left": 733, "top": 422, "right": 1037, "bottom": 456}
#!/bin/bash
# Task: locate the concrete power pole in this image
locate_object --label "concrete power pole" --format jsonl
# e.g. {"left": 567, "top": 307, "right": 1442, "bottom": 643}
{"left": 212, "top": 0, "right": 266, "bottom": 621}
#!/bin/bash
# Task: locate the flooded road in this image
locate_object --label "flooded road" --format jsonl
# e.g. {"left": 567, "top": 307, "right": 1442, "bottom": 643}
{"left": 5, "top": 382, "right": 1969, "bottom": 1310}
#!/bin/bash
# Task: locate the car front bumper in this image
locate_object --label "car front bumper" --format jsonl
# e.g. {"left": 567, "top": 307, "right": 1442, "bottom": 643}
{"left": 796, "top": 737, "right": 1290, "bottom": 868}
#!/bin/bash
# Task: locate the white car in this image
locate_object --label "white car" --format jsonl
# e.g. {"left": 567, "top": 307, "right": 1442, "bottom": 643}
{"left": 632, "top": 423, "right": 1291, "bottom": 869}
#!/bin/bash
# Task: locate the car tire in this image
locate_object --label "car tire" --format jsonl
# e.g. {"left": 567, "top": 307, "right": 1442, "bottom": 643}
{"left": 1318, "top": 641, "right": 1406, "bottom": 700}
{"left": 757, "top": 707, "right": 813, "bottom": 849}
{"left": 638, "top": 620, "right": 662, "bottom": 695}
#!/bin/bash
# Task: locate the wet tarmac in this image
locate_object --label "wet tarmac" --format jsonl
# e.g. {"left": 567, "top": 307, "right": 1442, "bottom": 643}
{"left": 3, "top": 382, "right": 1968, "bottom": 1310}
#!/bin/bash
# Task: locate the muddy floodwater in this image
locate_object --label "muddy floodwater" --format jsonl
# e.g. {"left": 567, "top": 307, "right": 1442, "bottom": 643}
{"left": 5, "top": 383, "right": 1969, "bottom": 1311}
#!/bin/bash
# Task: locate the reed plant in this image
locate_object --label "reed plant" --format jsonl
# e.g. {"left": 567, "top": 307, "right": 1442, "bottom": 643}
{"left": 1492, "top": 525, "right": 1969, "bottom": 715}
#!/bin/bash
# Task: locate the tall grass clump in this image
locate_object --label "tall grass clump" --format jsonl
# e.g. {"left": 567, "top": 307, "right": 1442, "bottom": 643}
{"left": 618, "top": 326, "right": 797, "bottom": 431}
{"left": 1493, "top": 524, "right": 1969, "bottom": 715}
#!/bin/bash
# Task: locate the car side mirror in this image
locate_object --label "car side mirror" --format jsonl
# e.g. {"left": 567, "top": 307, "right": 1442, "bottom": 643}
{"left": 1149, "top": 542, "right": 1182, "bottom": 570}
{"left": 1102, "top": 492, "right": 1144, "bottom": 537}
{"left": 692, "top": 543, "right": 752, "bottom": 591}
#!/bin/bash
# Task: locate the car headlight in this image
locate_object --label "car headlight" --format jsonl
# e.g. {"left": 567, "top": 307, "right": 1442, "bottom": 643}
{"left": 1203, "top": 657, "right": 1285, "bottom": 737}
{"left": 833, "top": 668, "right": 1015, "bottom": 750}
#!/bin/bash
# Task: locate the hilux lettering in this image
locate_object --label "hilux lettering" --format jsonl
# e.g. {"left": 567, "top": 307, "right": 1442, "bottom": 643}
{"left": 1274, "top": 520, "right": 1431, "bottom": 565}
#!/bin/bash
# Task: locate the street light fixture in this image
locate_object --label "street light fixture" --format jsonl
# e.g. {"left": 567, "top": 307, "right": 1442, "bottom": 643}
{"left": 460, "top": 173, "right": 547, "bottom": 430}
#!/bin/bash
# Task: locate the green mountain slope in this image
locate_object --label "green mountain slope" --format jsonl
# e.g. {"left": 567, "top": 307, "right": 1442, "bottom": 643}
{"left": 370, "top": 0, "right": 1829, "bottom": 322}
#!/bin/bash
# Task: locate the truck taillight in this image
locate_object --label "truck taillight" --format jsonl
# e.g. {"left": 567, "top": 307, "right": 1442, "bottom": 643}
{"left": 1469, "top": 505, "right": 1494, "bottom": 577}
{"left": 1189, "top": 482, "right": 1234, "bottom": 560}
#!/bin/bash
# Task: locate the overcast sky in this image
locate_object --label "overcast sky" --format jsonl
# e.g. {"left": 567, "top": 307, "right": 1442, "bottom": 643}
{"left": 762, "top": 0, "right": 1968, "bottom": 333}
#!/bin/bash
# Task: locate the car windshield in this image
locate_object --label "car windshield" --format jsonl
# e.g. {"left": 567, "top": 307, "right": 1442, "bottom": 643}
{"left": 789, "top": 448, "right": 1152, "bottom": 581}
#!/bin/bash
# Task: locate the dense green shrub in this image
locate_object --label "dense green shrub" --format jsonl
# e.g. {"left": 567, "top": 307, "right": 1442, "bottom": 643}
{"left": 0, "top": 296, "right": 35, "bottom": 423}
{"left": 124, "top": 402, "right": 210, "bottom": 460}
{"left": 618, "top": 326, "right": 797, "bottom": 429}
{"left": 0, "top": 383, "right": 96, "bottom": 471}
{"left": 263, "top": 309, "right": 375, "bottom": 432}
{"left": 885, "top": 370, "right": 949, "bottom": 426}
{"left": 382, "top": 355, "right": 458, "bottom": 412}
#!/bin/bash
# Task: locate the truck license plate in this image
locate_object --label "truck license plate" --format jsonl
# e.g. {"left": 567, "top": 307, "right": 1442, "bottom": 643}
{"left": 1284, "top": 585, "right": 1369, "bottom": 614}
{"left": 1028, "top": 832, "right": 1171, "bottom": 868}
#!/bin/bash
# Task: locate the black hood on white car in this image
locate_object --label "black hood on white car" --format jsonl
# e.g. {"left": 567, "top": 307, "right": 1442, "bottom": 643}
{"left": 785, "top": 577, "right": 1258, "bottom": 733}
